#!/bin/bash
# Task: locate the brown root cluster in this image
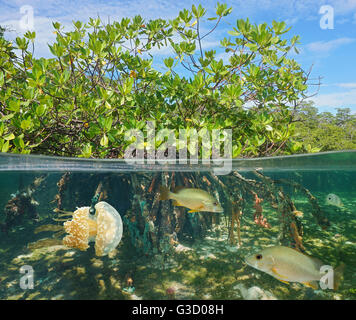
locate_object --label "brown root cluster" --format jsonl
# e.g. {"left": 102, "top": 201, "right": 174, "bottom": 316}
{"left": 1, "top": 176, "right": 44, "bottom": 233}
{"left": 5, "top": 169, "right": 329, "bottom": 256}
{"left": 51, "top": 172, "right": 70, "bottom": 210}
{"left": 252, "top": 193, "right": 271, "bottom": 229}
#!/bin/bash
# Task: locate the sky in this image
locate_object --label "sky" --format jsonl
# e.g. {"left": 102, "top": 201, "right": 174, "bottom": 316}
{"left": 1, "top": 0, "right": 356, "bottom": 114}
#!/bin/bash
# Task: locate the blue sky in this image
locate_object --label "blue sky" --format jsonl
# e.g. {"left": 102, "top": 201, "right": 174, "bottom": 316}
{"left": 1, "top": 0, "right": 356, "bottom": 114}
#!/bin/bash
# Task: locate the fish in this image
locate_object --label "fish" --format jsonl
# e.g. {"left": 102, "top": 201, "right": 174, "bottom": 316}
{"left": 325, "top": 193, "right": 343, "bottom": 208}
{"left": 245, "top": 245, "right": 343, "bottom": 290}
{"left": 159, "top": 186, "right": 223, "bottom": 213}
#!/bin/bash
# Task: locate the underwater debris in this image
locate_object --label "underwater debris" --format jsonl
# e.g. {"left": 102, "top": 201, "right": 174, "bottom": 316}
{"left": 127, "top": 277, "right": 133, "bottom": 287}
{"left": 234, "top": 284, "right": 277, "bottom": 300}
{"left": 166, "top": 286, "right": 176, "bottom": 300}
{"left": 123, "top": 286, "right": 135, "bottom": 293}
{"left": 123, "top": 275, "right": 135, "bottom": 293}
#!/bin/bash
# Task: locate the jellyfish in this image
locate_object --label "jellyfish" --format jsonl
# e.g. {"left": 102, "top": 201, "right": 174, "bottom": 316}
{"left": 30, "top": 201, "right": 123, "bottom": 257}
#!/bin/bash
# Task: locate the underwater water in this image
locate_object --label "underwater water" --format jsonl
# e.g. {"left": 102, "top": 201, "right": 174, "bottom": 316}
{"left": 0, "top": 151, "right": 355, "bottom": 300}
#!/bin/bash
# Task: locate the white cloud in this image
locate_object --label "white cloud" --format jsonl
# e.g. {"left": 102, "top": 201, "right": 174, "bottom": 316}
{"left": 215, "top": 51, "right": 230, "bottom": 64}
{"left": 312, "top": 88, "right": 356, "bottom": 109}
{"left": 306, "top": 37, "right": 355, "bottom": 53}
{"left": 336, "top": 17, "right": 351, "bottom": 24}
{"left": 227, "top": 0, "right": 356, "bottom": 20}
{"left": 332, "top": 0, "right": 356, "bottom": 15}
{"left": 285, "top": 17, "right": 300, "bottom": 25}
{"left": 337, "top": 82, "right": 356, "bottom": 88}
{"left": 321, "top": 82, "right": 356, "bottom": 89}
{"left": 2, "top": 16, "right": 72, "bottom": 58}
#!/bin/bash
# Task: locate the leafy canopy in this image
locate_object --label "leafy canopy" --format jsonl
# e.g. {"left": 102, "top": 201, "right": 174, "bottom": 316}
{"left": 0, "top": 3, "right": 312, "bottom": 158}
{"left": 293, "top": 103, "right": 356, "bottom": 152}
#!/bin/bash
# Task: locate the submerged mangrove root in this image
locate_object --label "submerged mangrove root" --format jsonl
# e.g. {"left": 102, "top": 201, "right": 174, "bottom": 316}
{"left": 193, "top": 173, "right": 216, "bottom": 230}
{"left": 274, "top": 178, "right": 330, "bottom": 229}
{"left": 1, "top": 175, "right": 44, "bottom": 232}
{"left": 229, "top": 201, "right": 242, "bottom": 246}
{"left": 252, "top": 192, "right": 271, "bottom": 229}
{"left": 52, "top": 172, "right": 70, "bottom": 210}
{"left": 26, "top": 166, "right": 328, "bottom": 256}
{"left": 277, "top": 190, "right": 305, "bottom": 252}
{"left": 252, "top": 170, "right": 305, "bottom": 251}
